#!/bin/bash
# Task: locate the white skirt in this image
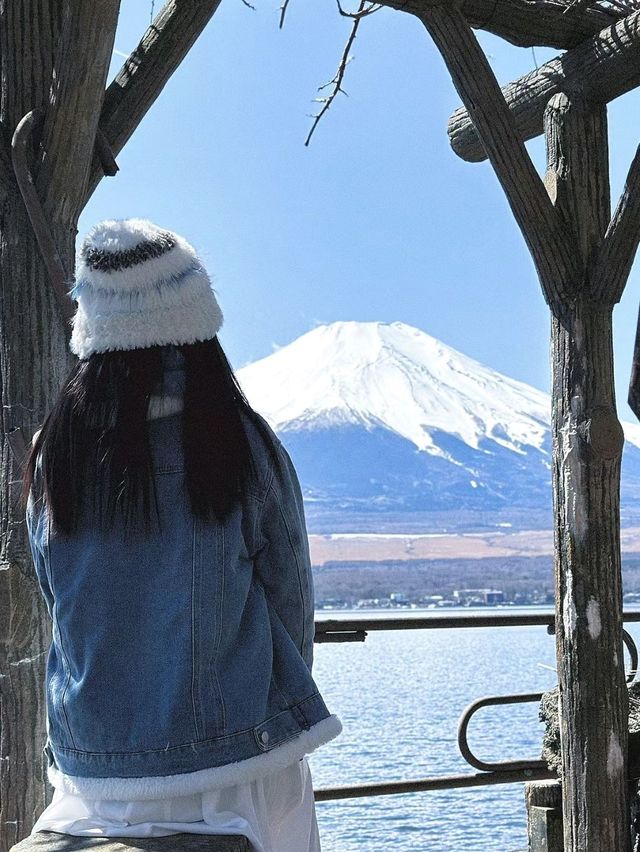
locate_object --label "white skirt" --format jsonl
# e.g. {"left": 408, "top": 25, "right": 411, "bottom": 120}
{"left": 31, "top": 758, "right": 321, "bottom": 852}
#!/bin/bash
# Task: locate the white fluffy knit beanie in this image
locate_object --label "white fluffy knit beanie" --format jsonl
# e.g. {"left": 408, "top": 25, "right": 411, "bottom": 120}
{"left": 69, "top": 218, "right": 223, "bottom": 360}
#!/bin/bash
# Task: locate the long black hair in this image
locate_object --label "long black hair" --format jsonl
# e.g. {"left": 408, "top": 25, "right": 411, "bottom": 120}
{"left": 22, "top": 337, "right": 275, "bottom": 536}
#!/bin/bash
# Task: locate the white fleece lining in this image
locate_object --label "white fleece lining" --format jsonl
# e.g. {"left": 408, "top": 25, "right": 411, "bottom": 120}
{"left": 46, "top": 715, "right": 342, "bottom": 801}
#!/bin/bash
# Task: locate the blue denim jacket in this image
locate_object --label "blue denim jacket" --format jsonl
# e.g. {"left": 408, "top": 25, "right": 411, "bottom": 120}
{"left": 26, "top": 350, "right": 341, "bottom": 800}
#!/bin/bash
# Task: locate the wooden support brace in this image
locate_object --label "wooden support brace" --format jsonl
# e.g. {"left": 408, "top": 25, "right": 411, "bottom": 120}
{"left": 35, "top": 0, "right": 121, "bottom": 223}
{"left": 593, "top": 144, "right": 640, "bottom": 305}
{"left": 448, "top": 10, "right": 640, "bottom": 163}
{"left": 85, "top": 0, "right": 224, "bottom": 203}
{"left": 416, "top": 4, "right": 577, "bottom": 308}
{"left": 95, "top": 128, "right": 119, "bottom": 177}
{"left": 375, "top": 0, "right": 619, "bottom": 49}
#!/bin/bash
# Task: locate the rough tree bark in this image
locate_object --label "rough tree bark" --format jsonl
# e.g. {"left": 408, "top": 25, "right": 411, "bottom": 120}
{"left": 448, "top": 10, "right": 640, "bottom": 163}
{"left": 0, "top": 2, "right": 224, "bottom": 849}
{"left": 544, "top": 92, "right": 629, "bottom": 851}
{"left": 375, "top": 0, "right": 619, "bottom": 48}
{"left": 413, "top": 3, "right": 636, "bottom": 847}
{"left": 0, "top": 5, "right": 94, "bottom": 848}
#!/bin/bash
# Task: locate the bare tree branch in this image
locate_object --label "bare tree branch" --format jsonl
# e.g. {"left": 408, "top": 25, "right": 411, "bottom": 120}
{"left": 305, "top": 1, "right": 380, "bottom": 146}
{"left": 279, "top": 0, "right": 292, "bottom": 28}
{"left": 85, "top": 0, "right": 224, "bottom": 204}
{"left": 336, "top": 0, "right": 383, "bottom": 17}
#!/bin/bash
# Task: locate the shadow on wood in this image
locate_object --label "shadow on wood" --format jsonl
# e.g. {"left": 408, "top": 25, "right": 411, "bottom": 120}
{"left": 9, "top": 832, "right": 250, "bottom": 851}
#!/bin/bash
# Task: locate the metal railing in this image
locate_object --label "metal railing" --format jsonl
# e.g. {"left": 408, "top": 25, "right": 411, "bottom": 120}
{"left": 313, "top": 610, "right": 640, "bottom": 802}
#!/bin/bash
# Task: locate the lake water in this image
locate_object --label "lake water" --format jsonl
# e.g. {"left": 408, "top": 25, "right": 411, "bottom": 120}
{"left": 308, "top": 608, "right": 640, "bottom": 852}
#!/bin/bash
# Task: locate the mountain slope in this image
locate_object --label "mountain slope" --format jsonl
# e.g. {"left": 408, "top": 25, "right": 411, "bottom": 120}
{"left": 236, "top": 321, "right": 640, "bottom": 531}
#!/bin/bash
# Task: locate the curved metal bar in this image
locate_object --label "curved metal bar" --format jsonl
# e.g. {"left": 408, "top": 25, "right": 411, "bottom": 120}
{"left": 457, "top": 692, "right": 548, "bottom": 773}
{"left": 624, "top": 628, "right": 639, "bottom": 684}
{"left": 11, "top": 109, "right": 75, "bottom": 328}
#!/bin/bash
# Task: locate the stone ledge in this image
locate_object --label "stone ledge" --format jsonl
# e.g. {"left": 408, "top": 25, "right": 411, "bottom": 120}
{"left": 10, "top": 831, "right": 251, "bottom": 851}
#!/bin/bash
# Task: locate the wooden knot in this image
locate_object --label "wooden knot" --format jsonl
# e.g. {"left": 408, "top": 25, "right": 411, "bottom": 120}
{"left": 578, "top": 406, "right": 624, "bottom": 459}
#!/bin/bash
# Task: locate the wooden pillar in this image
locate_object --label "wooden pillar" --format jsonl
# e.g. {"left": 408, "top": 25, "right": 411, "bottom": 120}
{"left": 526, "top": 780, "right": 564, "bottom": 852}
{"left": 413, "top": 5, "right": 637, "bottom": 849}
{"left": 544, "top": 92, "right": 629, "bottom": 851}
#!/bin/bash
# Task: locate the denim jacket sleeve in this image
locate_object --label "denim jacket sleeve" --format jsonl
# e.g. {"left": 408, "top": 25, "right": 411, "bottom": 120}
{"left": 254, "top": 439, "right": 315, "bottom": 671}
{"left": 25, "top": 469, "right": 54, "bottom": 620}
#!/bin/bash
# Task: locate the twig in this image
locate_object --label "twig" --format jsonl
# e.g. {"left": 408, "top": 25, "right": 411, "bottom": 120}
{"left": 240, "top": 0, "right": 256, "bottom": 8}
{"left": 305, "top": 1, "right": 379, "bottom": 146}
{"left": 279, "top": 0, "right": 292, "bottom": 28}
{"left": 336, "top": 0, "right": 383, "bottom": 17}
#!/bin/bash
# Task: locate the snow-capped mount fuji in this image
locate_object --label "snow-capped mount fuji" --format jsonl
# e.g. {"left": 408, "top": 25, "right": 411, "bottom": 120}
{"left": 236, "top": 321, "right": 640, "bottom": 532}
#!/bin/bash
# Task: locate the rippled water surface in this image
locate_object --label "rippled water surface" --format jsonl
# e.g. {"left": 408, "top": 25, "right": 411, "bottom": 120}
{"left": 308, "top": 609, "right": 640, "bottom": 852}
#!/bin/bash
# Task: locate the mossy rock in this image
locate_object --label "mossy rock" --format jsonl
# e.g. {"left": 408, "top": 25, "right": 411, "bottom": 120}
{"left": 540, "top": 681, "right": 640, "bottom": 778}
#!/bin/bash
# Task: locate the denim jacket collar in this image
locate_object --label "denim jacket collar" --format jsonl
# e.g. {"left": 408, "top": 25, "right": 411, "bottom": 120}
{"left": 148, "top": 349, "right": 185, "bottom": 421}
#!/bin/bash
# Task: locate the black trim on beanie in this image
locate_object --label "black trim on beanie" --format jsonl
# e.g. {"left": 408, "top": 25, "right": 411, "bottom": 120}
{"left": 82, "top": 232, "right": 176, "bottom": 272}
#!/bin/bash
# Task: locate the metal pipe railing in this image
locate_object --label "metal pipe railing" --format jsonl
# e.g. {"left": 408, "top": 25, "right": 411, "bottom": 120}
{"left": 315, "top": 609, "right": 640, "bottom": 641}
{"left": 313, "top": 609, "right": 640, "bottom": 802}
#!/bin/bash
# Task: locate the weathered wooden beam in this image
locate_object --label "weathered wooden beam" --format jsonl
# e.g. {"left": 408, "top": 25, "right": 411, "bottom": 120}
{"left": 545, "top": 92, "right": 629, "bottom": 852}
{"left": 35, "top": 0, "right": 121, "bottom": 224}
{"left": 416, "top": 6, "right": 577, "bottom": 308}
{"left": 85, "top": 0, "right": 223, "bottom": 203}
{"left": 592, "top": 144, "right": 640, "bottom": 305}
{"left": 448, "top": 10, "right": 640, "bottom": 163}
{"left": 543, "top": 93, "right": 610, "bottom": 275}
{"left": 376, "top": 0, "right": 618, "bottom": 48}
{"left": 9, "top": 832, "right": 251, "bottom": 851}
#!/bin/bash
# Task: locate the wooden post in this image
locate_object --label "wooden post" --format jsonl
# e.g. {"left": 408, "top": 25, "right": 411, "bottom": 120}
{"left": 526, "top": 780, "right": 563, "bottom": 852}
{"left": 1, "top": 5, "right": 225, "bottom": 849}
{"left": 544, "top": 92, "right": 629, "bottom": 851}
{"left": 410, "top": 4, "right": 636, "bottom": 847}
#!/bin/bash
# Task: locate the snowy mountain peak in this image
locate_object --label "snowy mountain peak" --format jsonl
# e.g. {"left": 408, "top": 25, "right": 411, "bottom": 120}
{"left": 237, "top": 320, "right": 556, "bottom": 458}
{"left": 235, "top": 321, "right": 640, "bottom": 525}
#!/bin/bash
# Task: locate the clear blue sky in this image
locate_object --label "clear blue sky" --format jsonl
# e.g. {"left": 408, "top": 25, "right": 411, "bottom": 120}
{"left": 80, "top": 0, "right": 640, "bottom": 422}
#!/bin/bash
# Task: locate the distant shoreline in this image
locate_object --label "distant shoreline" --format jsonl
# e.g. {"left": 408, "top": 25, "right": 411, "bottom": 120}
{"left": 309, "top": 527, "right": 640, "bottom": 565}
